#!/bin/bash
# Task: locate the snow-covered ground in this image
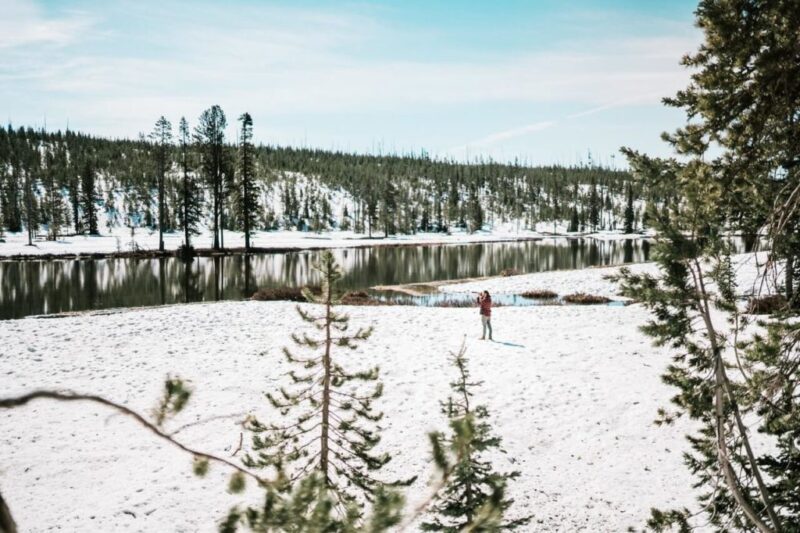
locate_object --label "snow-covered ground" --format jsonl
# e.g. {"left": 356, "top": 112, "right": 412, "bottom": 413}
{"left": 1, "top": 263, "right": 699, "bottom": 532}
{"left": 0, "top": 225, "right": 650, "bottom": 258}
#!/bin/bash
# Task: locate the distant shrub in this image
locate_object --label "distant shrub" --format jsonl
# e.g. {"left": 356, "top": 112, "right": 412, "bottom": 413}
{"left": 563, "top": 293, "right": 611, "bottom": 305}
{"left": 251, "top": 285, "right": 320, "bottom": 302}
{"left": 499, "top": 268, "right": 521, "bottom": 277}
{"left": 520, "top": 289, "right": 558, "bottom": 299}
{"left": 745, "top": 295, "right": 787, "bottom": 315}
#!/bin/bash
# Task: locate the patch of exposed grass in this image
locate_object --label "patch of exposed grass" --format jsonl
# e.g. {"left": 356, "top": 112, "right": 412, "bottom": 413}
{"left": 520, "top": 289, "right": 558, "bottom": 299}
{"left": 500, "top": 268, "right": 521, "bottom": 277}
{"left": 563, "top": 293, "right": 611, "bottom": 305}
{"left": 745, "top": 295, "right": 787, "bottom": 314}
{"left": 251, "top": 285, "right": 320, "bottom": 302}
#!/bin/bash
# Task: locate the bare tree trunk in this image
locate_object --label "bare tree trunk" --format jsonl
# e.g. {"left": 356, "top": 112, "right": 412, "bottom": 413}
{"left": 692, "top": 260, "right": 781, "bottom": 532}
{"left": 320, "top": 287, "right": 332, "bottom": 484}
{"left": 786, "top": 252, "right": 794, "bottom": 304}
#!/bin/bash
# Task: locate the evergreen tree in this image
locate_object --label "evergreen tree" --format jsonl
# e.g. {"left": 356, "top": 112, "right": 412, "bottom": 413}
{"left": 195, "top": 105, "right": 227, "bottom": 249}
{"left": 662, "top": 0, "right": 800, "bottom": 304}
{"left": 567, "top": 207, "right": 579, "bottom": 233}
{"left": 380, "top": 174, "right": 397, "bottom": 237}
{"left": 22, "top": 163, "right": 38, "bottom": 246}
{"left": 243, "top": 252, "right": 407, "bottom": 519}
{"left": 177, "top": 117, "right": 202, "bottom": 251}
{"left": 80, "top": 158, "right": 99, "bottom": 235}
{"left": 423, "top": 344, "right": 530, "bottom": 531}
{"left": 41, "top": 150, "right": 67, "bottom": 240}
{"left": 237, "top": 112, "right": 259, "bottom": 251}
{"left": 588, "top": 177, "right": 600, "bottom": 232}
{"left": 623, "top": 183, "right": 635, "bottom": 234}
{"left": 616, "top": 147, "right": 798, "bottom": 531}
{"left": 467, "top": 186, "right": 483, "bottom": 233}
{"left": 150, "top": 116, "right": 173, "bottom": 252}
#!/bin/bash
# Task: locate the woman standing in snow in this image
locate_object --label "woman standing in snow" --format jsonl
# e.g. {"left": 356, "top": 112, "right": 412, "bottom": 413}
{"left": 477, "top": 291, "right": 493, "bottom": 340}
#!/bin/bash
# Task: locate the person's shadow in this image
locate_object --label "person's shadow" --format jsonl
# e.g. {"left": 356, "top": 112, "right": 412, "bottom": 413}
{"left": 491, "top": 340, "right": 525, "bottom": 348}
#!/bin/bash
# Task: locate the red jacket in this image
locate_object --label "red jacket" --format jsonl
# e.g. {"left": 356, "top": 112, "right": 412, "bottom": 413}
{"left": 478, "top": 295, "right": 492, "bottom": 317}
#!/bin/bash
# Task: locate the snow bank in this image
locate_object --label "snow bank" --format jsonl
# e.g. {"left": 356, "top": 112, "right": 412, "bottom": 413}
{"left": 443, "top": 252, "right": 771, "bottom": 301}
{"left": 1, "top": 294, "right": 696, "bottom": 531}
{"left": 0, "top": 228, "right": 649, "bottom": 258}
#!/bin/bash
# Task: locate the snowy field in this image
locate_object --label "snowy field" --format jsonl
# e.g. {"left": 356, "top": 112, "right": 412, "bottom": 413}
{"left": 0, "top": 263, "right": 702, "bottom": 532}
{"left": 0, "top": 224, "right": 650, "bottom": 258}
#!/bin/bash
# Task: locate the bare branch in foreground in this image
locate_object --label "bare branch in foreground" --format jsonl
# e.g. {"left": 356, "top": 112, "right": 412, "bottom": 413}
{"left": 0, "top": 390, "right": 272, "bottom": 487}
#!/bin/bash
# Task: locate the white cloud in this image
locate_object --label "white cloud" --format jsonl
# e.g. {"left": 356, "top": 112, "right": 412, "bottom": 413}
{"left": 0, "top": 0, "right": 95, "bottom": 49}
{"left": 0, "top": 1, "right": 701, "bottom": 153}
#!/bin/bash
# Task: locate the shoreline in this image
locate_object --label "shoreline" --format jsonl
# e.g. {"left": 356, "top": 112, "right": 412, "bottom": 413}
{"left": 0, "top": 232, "right": 652, "bottom": 262}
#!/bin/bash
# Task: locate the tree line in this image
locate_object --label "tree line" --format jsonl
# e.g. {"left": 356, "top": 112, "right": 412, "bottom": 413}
{"left": 0, "top": 114, "right": 652, "bottom": 252}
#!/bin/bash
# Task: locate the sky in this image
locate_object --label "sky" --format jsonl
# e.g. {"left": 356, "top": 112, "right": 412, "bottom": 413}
{"left": 0, "top": 0, "right": 702, "bottom": 166}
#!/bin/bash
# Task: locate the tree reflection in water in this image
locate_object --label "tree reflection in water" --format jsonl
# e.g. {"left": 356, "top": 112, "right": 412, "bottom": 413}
{"left": 0, "top": 237, "right": 712, "bottom": 319}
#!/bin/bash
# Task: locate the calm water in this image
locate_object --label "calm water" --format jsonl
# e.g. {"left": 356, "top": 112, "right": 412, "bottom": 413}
{"left": 2, "top": 238, "right": 654, "bottom": 319}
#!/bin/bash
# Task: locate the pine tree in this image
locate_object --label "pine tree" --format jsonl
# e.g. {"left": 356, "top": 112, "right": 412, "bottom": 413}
{"left": 423, "top": 343, "right": 530, "bottom": 531}
{"left": 567, "top": 207, "right": 579, "bottom": 233}
{"left": 662, "top": 0, "right": 800, "bottom": 305}
{"left": 588, "top": 177, "right": 600, "bottom": 232}
{"left": 623, "top": 183, "right": 634, "bottom": 234}
{"left": 22, "top": 165, "right": 38, "bottom": 246}
{"left": 195, "top": 105, "right": 227, "bottom": 250}
{"left": 380, "top": 174, "right": 397, "bottom": 237}
{"left": 41, "top": 150, "right": 67, "bottom": 240}
{"left": 467, "top": 185, "right": 483, "bottom": 233}
{"left": 616, "top": 147, "right": 797, "bottom": 532}
{"left": 80, "top": 158, "right": 99, "bottom": 235}
{"left": 150, "top": 116, "right": 173, "bottom": 252}
{"left": 243, "top": 251, "right": 408, "bottom": 520}
{"left": 177, "top": 117, "right": 202, "bottom": 252}
{"left": 237, "top": 112, "right": 259, "bottom": 251}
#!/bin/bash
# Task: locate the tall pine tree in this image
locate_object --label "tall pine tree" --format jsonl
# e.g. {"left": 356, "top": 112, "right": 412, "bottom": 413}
{"left": 237, "top": 112, "right": 259, "bottom": 251}
{"left": 194, "top": 105, "right": 227, "bottom": 250}
{"left": 150, "top": 116, "right": 173, "bottom": 252}
{"left": 177, "top": 117, "right": 202, "bottom": 252}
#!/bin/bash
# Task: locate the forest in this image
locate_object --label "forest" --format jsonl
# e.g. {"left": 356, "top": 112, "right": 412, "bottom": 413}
{"left": 0, "top": 116, "right": 647, "bottom": 251}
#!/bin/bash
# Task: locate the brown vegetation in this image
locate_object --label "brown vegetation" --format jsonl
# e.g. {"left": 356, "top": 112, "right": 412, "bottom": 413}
{"left": 520, "top": 289, "right": 558, "bottom": 299}
{"left": 563, "top": 293, "right": 611, "bottom": 305}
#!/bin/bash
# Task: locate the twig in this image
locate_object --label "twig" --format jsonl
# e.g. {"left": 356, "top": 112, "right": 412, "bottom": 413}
{"left": 231, "top": 433, "right": 243, "bottom": 457}
{"left": 0, "top": 390, "right": 273, "bottom": 487}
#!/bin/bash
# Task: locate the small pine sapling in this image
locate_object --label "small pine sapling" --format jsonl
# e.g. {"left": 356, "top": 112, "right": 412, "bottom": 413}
{"left": 423, "top": 342, "right": 530, "bottom": 531}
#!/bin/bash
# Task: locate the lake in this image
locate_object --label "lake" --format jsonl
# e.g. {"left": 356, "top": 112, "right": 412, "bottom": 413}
{"left": 0, "top": 237, "right": 660, "bottom": 319}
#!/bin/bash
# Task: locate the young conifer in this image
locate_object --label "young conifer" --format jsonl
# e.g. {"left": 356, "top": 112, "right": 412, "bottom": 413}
{"left": 243, "top": 251, "right": 408, "bottom": 520}
{"left": 422, "top": 343, "right": 530, "bottom": 531}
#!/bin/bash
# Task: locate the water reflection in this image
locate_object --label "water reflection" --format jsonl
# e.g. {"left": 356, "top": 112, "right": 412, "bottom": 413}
{"left": 2, "top": 238, "right": 662, "bottom": 319}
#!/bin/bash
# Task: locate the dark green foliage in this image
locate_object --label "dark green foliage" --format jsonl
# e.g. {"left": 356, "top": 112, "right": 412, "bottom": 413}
{"left": 177, "top": 117, "right": 203, "bottom": 249}
{"left": 243, "top": 252, "right": 405, "bottom": 523}
{"left": 221, "top": 472, "right": 404, "bottom": 533}
{"left": 624, "top": 183, "right": 635, "bottom": 234}
{"left": 194, "top": 105, "right": 228, "bottom": 249}
{"left": 422, "top": 344, "right": 529, "bottom": 531}
{"left": 237, "top": 113, "right": 259, "bottom": 250}
{"left": 0, "top": 122, "right": 642, "bottom": 239}
{"left": 80, "top": 158, "right": 99, "bottom": 235}
{"left": 615, "top": 2, "right": 800, "bottom": 528}
{"left": 150, "top": 116, "right": 173, "bottom": 251}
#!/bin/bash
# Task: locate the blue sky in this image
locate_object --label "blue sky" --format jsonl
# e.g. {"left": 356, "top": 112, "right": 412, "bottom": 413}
{"left": 1, "top": 0, "right": 701, "bottom": 165}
